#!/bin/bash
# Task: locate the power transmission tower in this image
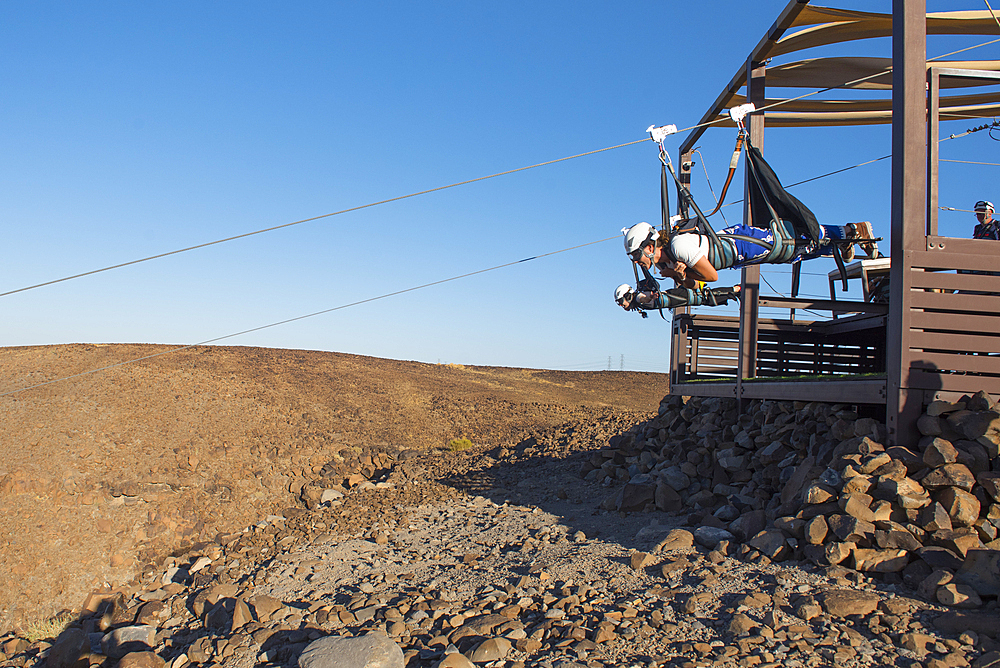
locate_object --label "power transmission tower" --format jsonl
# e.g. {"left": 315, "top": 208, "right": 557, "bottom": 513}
{"left": 620, "top": 354, "right": 624, "bottom": 371}
{"left": 607, "top": 356, "right": 612, "bottom": 371}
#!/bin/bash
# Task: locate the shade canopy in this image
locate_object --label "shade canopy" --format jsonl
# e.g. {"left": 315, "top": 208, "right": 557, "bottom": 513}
{"left": 679, "top": 3, "right": 1000, "bottom": 150}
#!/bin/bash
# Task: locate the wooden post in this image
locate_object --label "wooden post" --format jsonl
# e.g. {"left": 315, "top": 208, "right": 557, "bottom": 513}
{"left": 737, "top": 59, "right": 765, "bottom": 408}
{"left": 927, "top": 68, "right": 940, "bottom": 237}
{"left": 886, "top": 0, "right": 927, "bottom": 446}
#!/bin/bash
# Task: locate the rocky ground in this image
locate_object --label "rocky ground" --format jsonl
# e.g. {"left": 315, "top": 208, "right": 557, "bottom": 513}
{"left": 0, "top": 345, "right": 998, "bottom": 668}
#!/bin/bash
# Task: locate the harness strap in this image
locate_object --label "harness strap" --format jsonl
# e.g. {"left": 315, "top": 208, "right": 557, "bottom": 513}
{"left": 660, "top": 154, "right": 725, "bottom": 261}
{"left": 705, "top": 133, "right": 744, "bottom": 218}
{"left": 763, "top": 219, "right": 799, "bottom": 264}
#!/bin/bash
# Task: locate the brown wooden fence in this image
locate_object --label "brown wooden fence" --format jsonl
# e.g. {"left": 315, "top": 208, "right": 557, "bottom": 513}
{"left": 900, "top": 239, "right": 1000, "bottom": 397}
{"left": 671, "top": 311, "right": 887, "bottom": 384}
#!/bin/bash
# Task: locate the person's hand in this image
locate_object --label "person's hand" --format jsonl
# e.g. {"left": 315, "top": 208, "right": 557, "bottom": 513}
{"left": 673, "top": 261, "right": 687, "bottom": 280}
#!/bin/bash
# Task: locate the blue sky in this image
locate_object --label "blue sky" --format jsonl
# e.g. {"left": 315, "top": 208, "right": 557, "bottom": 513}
{"left": 1, "top": 1, "right": 996, "bottom": 373}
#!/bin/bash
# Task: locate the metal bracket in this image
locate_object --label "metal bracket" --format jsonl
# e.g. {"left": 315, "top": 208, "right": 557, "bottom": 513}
{"left": 728, "top": 103, "right": 756, "bottom": 125}
{"left": 646, "top": 124, "right": 678, "bottom": 144}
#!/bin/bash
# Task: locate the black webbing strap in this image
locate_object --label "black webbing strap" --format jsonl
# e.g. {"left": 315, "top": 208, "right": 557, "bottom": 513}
{"left": 832, "top": 243, "right": 849, "bottom": 291}
{"left": 661, "top": 157, "right": 725, "bottom": 258}
{"left": 743, "top": 138, "right": 850, "bottom": 287}
{"left": 639, "top": 266, "right": 667, "bottom": 320}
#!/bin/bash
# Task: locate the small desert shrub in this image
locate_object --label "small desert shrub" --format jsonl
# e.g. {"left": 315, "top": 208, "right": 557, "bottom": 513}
{"left": 447, "top": 437, "right": 474, "bottom": 452}
{"left": 23, "top": 611, "right": 76, "bottom": 642}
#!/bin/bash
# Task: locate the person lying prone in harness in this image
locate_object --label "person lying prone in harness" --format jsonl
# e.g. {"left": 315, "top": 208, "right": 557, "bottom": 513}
{"left": 614, "top": 282, "right": 741, "bottom": 315}
{"left": 622, "top": 221, "right": 877, "bottom": 287}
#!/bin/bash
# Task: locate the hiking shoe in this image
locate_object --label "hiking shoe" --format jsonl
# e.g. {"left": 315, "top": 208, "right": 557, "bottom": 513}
{"left": 848, "top": 221, "right": 879, "bottom": 259}
{"left": 841, "top": 235, "right": 855, "bottom": 263}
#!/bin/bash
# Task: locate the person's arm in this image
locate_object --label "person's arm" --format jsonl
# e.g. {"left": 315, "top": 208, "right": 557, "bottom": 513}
{"left": 668, "top": 234, "right": 718, "bottom": 284}
{"left": 656, "top": 264, "right": 687, "bottom": 284}
{"left": 687, "top": 255, "right": 719, "bottom": 283}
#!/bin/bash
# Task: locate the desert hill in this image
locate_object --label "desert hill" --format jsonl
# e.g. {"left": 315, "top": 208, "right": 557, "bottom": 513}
{"left": 0, "top": 344, "right": 664, "bottom": 632}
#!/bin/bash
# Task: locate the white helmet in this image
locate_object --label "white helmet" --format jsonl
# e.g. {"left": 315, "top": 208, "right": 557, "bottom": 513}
{"left": 614, "top": 284, "right": 633, "bottom": 304}
{"left": 975, "top": 200, "right": 994, "bottom": 212}
{"left": 622, "top": 222, "right": 658, "bottom": 255}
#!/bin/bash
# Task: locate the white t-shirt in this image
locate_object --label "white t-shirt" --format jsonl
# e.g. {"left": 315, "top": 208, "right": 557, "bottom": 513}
{"left": 660, "top": 233, "right": 709, "bottom": 272}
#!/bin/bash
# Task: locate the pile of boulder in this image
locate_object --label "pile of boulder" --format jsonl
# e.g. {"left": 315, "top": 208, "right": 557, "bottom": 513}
{"left": 580, "top": 391, "right": 1000, "bottom": 609}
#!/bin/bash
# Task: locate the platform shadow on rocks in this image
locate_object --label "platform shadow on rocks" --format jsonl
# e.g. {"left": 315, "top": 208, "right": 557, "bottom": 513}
{"left": 436, "top": 435, "right": 686, "bottom": 555}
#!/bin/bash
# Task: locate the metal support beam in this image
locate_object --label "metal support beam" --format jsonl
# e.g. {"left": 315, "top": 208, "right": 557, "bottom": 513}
{"left": 737, "top": 60, "right": 766, "bottom": 408}
{"left": 886, "top": 0, "right": 927, "bottom": 446}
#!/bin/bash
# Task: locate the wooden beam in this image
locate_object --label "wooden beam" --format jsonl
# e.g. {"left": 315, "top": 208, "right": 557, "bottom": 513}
{"left": 928, "top": 68, "right": 940, "bottom": 236}
{"left": 737, "top": 60, "right": 766, "bottom": 407}
{"left": 886, "top": 0, "right": 927, "bottom": 447}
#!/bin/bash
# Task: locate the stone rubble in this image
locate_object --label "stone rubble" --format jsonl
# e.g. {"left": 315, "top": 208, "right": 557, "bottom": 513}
{"left": 1, "top": 392, "right": 998, "bottom": 668}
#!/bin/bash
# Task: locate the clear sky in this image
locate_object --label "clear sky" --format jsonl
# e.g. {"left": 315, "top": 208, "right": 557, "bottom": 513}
{"left": 1, "top": 2, "right": 995, "bottom": 374}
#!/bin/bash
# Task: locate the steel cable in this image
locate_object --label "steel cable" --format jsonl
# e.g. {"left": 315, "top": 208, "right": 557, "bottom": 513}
{"left": 0, "top": 140, "right": 647, "bottom": 300}
{"left": 0, "top": 236, "right": 618, "bottom": 397}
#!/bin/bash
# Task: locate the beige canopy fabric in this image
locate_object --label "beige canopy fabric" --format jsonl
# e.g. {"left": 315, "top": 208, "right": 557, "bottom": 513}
{"left": 710, "top": 102, "right": 1000, "bottom": 128}
{"left": 763, "top": 58, "right": 1000, "bottom": 90}
{"left": 727, "top": 89, "right": 1000, "bottom": 114}
{"left": 770, "top": 10, "right": 1000, "bottom": 60}
{"left": 679, "top": 4, "right": 1000, "bottom": 153}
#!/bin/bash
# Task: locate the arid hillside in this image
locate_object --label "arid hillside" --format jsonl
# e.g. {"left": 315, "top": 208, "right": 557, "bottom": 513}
{"left": 0, "top": 344, "right": 665, "bottom": 632}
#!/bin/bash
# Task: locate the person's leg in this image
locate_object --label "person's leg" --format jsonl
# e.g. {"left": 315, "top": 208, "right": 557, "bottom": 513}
{"left": 719, "top": 225, "right": 774, "bottom": 265}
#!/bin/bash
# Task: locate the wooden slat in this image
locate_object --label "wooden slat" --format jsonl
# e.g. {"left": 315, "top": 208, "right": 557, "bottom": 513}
{"left": 759, "top": 346, "right": 876, "bottom": 356}
{"left": 688, "top": 367, "right": 739, "bottom": 375}
{"left": 691, "top": 358, "right": 740, "bottom": 368}
{"left": 911, "top": 353, "right": 1000, "bottom": 374}
{"left": 692, "top": 340, "right": 740, "bottom": 350}
{"left": 908, "top": 369, "right": 1000, "bottom": 394}
{"left": 758, "top": 352, "right": 875, "bottom": 362}
{"left": 922, "top": 388, "right": 1000, "bottom": 404}
{"left": 759, "top": 364, "right": 872, "bottom": 372}
{"left": 910, "top": 330, "right": 1000, "bottom": 354}
{"left": 739, "top": 378, "right": 887, "bottom": 403}
{"left": 909, "top": 270, "right": 1000, "bottom": 292}
{"left": 910, "top": 310, "right": 1000, "bottom": 333}
{"left": 670, "top": 382, "right": 737, "bottom": 398}
{"left": 911, "top": 247, "right": 1000, "bottom": 272}
{"left": 759, "top": 297, "right": 889, "bottom": 314}
{"left": 909, "top": 291, "right": 1000, "bottom": 312}
{"left": 820, "top": 316, "right": 888, "bottom": 335}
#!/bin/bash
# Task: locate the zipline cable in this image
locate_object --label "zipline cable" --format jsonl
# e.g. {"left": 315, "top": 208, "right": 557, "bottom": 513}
{"left": 0, "top": 236, "right": 618, "bottom": 398}
{"left": 0, "top": 141, "right": 647, "bottom": 300}
{"left": 6, "top": 31, "right": 998, "bottom": 302}
{"left": 940, "top": 158, "right": 1000, "bottom": 166}
{"left": 709, "top": 121, "right": 991, "bottom": 211}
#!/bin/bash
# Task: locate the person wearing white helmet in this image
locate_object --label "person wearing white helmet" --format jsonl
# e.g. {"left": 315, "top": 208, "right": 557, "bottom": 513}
{"left": 622, "top": 220, "right": 877, "bottom": 286}
{"left": 973, "top": 200, "right": 999, "bottom": 240}
{"left": 614, "top": 282, "right": 741, "bottom": 313}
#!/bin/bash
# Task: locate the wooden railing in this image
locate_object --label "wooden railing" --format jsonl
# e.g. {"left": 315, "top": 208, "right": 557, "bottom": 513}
{"left": 671, "top": 305, "right": 888, "bottom": 385}
{"left": 901, "top": 239, "right": 1000, "bottom": 396}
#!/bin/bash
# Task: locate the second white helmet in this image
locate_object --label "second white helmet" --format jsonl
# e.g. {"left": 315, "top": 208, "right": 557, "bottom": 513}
{"left": 614, "top": 284, "right": 633, "bottom": 304}
{"left": 622, "top": 222, "right": 658, "bottom": 255}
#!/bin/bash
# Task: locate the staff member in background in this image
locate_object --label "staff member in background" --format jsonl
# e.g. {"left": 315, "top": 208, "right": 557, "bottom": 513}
{"left": 973, "top": 200, "right": 1000, "bottom": 240}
